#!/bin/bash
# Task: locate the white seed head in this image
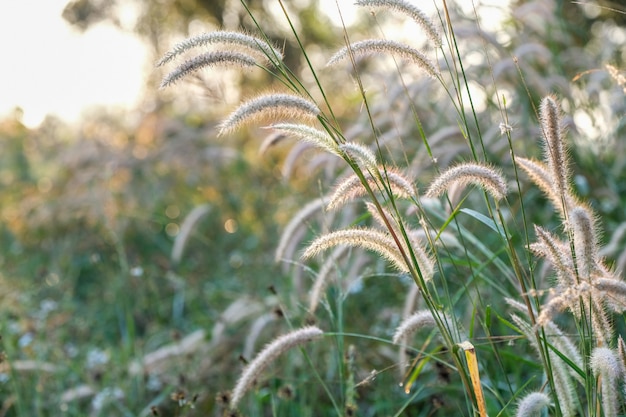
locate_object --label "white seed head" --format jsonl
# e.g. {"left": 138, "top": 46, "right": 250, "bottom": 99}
{"left": 425, "top": 162, "right": 507, "bottom": 200}
{"left": 355, "top": 0, "right": 442, "bottom": 47}
{"left": 219, "top": 93, "right": 320, "bottom": 136}
{"left": 327, "top": 39, "right": 440, "bottom": 79}
{"left": 230, "top": 326, "right": 323, "bottom": 408}
{"left": 157, "top": 31, "right": 283, "bottom": 67}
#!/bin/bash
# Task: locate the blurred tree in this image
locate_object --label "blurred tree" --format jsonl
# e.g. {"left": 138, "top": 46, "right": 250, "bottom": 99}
{"left": 62, "top": 0, "right": 339, "bottom": 74}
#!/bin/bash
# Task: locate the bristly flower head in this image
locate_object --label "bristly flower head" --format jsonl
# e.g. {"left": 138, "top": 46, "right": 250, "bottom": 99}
{"left": 266, "top": 123, "right": 340, "bottom": 156}
{"left": 156, "top": 31, "right": 283, "bottom": 67}
{"left": 218, "top": 93, "right": 320, "bottom": 136}
{"left": 425, "top": 162, "right": 508, "bottom": 201}
{"left": 230, "top": 326, "right": 323, "bottom": 409}
{"left": 355, "top": 0, "right": 442, "bottom": 47}
{"left": 327, "top": 39, "right": 440, "bottom": 79}
{"left": 514, "top": 392, "right": 551, "bottom": 417}
{"left": 302, "top": 227, "right": 409, "bottom": 272}
{"left": 160, "top": 51, "right": 257, "bottom": 88}
{"left": 590, "top": 347, "right": 623, "bottom": 417}
{"left": 326, "top": 169, "right": 417, "bottom": 210}
{"left": 539, "top": 95, "right": 569, "bottom": 202}
{"left": 392, "top": 310, "right": 436, "bottom": 344}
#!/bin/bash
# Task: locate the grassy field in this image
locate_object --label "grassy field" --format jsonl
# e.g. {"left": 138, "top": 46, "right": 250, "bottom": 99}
{"left": 1, "top": 1, "right": 626, "bottom": 416}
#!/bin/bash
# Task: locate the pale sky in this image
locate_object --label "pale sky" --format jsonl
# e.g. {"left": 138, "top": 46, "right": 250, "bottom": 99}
{"left": 0, "top": 1, "right": 511, "bottom": 129}
{"left": 0, "top": 1, "right": 149, "bottom": 127}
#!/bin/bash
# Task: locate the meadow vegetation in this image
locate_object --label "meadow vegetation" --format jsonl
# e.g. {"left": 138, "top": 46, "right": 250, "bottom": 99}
{"left": 1, "top": 0, "right": 626, "bottom": 416}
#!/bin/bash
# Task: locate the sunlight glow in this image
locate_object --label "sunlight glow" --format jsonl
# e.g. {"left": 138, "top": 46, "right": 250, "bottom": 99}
{"left": 0, "top": 1, "right": 148, "bottom": 127}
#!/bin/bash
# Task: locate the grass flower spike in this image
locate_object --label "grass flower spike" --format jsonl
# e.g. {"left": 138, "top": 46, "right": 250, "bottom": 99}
{"left": 539, "top": 95, "right": 569, "bottom": 202}
{"left": 327, "top": 39, "right": 440, "bottom": 78}
{"left": 230, "top": 326, "right": 323, "bottom": 409}
{"left": 302, "top": 227, "right": 409, "bottom": 272}
{"left": 267, "top": 123, "right": 340, "bottom": 156}
{"left": 160, "top": 51, "right": 257, "bottom": 88}
{"left": 355, "top": 0, "right": 442, "bottom": 47}
{"left": 326, "top": 169, "right": 416, "bottom": 210}
{"left": 392, "top": 310, "right": 436, "bottom": 344}
{"left": 590, "top": 347, "right": 623, "bottom": 417}
{"left": 514, "top": 392, "right": 551, "bottom": 417}
{"left": 219, "top": 93, "right": 320, "bottom": 136}
{"left": 156, "top": 31, "right": 283, "bottom": 67}
{"left": 425, "top": 162, "right": 507, "bottom": 200}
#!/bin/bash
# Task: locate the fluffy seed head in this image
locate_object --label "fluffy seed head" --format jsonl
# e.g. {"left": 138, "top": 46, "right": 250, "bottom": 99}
{"left": 539, "top": 96, "right": 569, "bottom": 201}
{"left": 392, "top": 310, "right": 436, "bottom": 344}
{"left": 230, "top": 326, "right": 323, "bottom": 408}
{"left": 569, "top": 206, "right": 599, "bottom": 279}
{"left": 267, "top": 123, "right": 340, "bottom": 156}
{"left": 302, "top": 227, "right": 409, "bottom": 272}
{"left": 339, "top": 142, "right": 378, "bottom": 171}
{"left": 327, "top": 39, "right": 440, "bottom": 79}
{"left": 355, "top": 0, "right": 442, "bottom": 47}
{"left": 516, "top": 157, "right": 576, "bottom": 218}
{"left": 425, "top": 162, "right": 508, "bottom": 200}
{"left": 157, "top": 31, "right": 283, "bottom": 67}
{"left": 160, "top": 51, "right": 257, "bottom": 88}
{"left": 514, "top": 392, "right": 551, "bottom": 417}
{"left": 219, "top": 94, "right": 320, "bottom": 136}
{"left": 326, "top": 169, "right": 416, "bottom": 211}
{"left": 590, "top": 347, "right": 623, "bottom": 417}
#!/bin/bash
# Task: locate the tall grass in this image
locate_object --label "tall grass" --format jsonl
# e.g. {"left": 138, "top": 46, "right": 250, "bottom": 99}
{"left": 157, "top": 0, "right": 626, "bottom": 415}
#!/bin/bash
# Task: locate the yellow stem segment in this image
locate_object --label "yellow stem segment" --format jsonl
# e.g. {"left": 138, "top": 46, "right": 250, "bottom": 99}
{"left": 458, "top": 341, "right": 488, "bottom": 417}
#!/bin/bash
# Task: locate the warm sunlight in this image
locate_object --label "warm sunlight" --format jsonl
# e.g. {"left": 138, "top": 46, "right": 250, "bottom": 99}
{"left": 0, "top": 1, "right": 149, "bottom": 127}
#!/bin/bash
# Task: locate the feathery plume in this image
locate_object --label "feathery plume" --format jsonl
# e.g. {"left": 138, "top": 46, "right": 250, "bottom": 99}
{"left": 590, "top": 347, "right": 623, "bottom": 417}
{"left": 326, "top": 169, "right": 416, "bottom": 211}
{"left": 308, "top": 246, "right": 350, "bottom": 314}
{"left": 392, "top": 310, "right": 436, "bottom": 344}
{"left": 339, "top": 142, "right": 378, "bottom": 171}
{"left": 569, "top": 206, "right": 599, "bottom": 279}
{"left": 354, "top": 0, "right": 442, "bottom": 47}
{"left": 510, "top": 314, "right": 577, "bottom": 417}
{"left": 364, "top": 202, "right": 435, "bottom": 281}
{"left": 157, "top": 31, "right": 283, "bottom": 67}
{"left": 302, "top": 227, "right": 409, "bottom": 272}
{"left": 230, "top": 326, "right": 323, "bottom": 409}
{"left": 539, "top": 96, "right": 569, "bottom": 201}
{"left": 531, "top": 225, "right": 576, "bottom": 288}
{"left": 515, "top": 157, "right": 575, "bottom": 217}
{"left": 327, "top": 39, "right": 440, "bottom": 79}
{"left": 219, "top": 94, "right": 320, "bottom": 136}
{"left": 606, "top": 64, "right": 626, "bottom": 93}
{"left": 266, "top": 123, "right": 340, "bottom": 156}
{"left": 425, "top": 162, "right": 508, "bottom": 200}
{"left": 171, "top": 204, "right": 211, "bottom": 265}
{"left": 595, "top": 277, "right": 626, "bottom": 312}
{"left": 514, "top": 392, "right": 551, "bottom": 417}
{"left": 160, "top": 51, "right": 257, "bottom": 88}
{"left": 275, "top": 197, "right": 328, "bottom": 263}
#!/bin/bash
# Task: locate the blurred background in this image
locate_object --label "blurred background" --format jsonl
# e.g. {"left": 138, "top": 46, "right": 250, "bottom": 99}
{"left": 0, "top": 0, "right": 624, "bottom": 415}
